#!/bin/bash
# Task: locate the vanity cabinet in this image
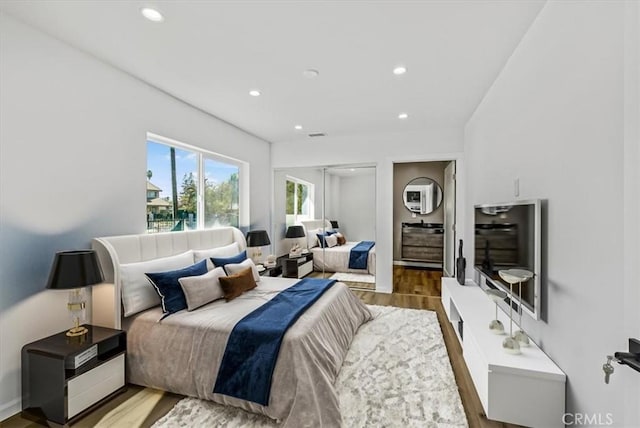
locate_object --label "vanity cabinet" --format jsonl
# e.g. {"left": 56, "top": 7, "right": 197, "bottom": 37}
{"left": 401, "top": 223, "right": 444, "bottom": 264}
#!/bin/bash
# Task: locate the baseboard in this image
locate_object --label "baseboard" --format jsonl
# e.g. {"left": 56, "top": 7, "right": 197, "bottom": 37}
{"left": 0, "top": 397, "right": 21, "bottom": 422}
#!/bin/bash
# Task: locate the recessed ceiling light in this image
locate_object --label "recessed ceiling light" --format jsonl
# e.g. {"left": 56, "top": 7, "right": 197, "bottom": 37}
{"left": 141, "top": 7, "right": 164, "bottom": 22}
{"left": 303, "top": 69, "right": 320, "bottom": 79}
{"left": 294, "top": 125, "right": 303, "bottom": 130}
{"left": 350, "top": 169, "right": 355, "bottom": 172}
{"left": 393, "top": 66, "right": 407, "bottom": 75}
{"left": 249, "top": 90, "right": 261, "bottom": 97}
{"left": 398, "top": 112, "right": 409, "bottom": 119}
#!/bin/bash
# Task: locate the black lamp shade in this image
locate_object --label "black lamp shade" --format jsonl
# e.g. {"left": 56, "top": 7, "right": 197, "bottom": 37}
{"left": 285, "top": 225, "right": 305, "bottom": 239}
{"left": 330, "top": 220, "right": 339, "bottom": 229}
{"left": 46, "top": 250, "right": 104, "bottom": 290}
{"left": 246, "top": 230, "right": 271, "bottom": 247}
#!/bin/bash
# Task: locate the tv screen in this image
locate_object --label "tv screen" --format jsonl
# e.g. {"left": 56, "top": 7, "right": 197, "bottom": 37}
{"left": 474, "top": 200, "right": 541, "bottom": 315}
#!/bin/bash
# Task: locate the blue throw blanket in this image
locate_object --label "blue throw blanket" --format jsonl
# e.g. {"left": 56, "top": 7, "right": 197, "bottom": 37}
{"left": 213, "top": 278, "right": 336, "bottom": 405}
{"left": 348, "top": 241, "right": 375, "bottom": 269}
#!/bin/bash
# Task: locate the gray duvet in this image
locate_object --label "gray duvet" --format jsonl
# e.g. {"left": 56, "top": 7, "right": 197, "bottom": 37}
{"left": 124, "top": 277, "right": 372, "bottom": 427}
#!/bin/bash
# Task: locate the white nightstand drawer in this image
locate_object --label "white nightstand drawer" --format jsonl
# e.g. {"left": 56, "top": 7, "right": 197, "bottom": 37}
{"left": 298, "top": 260, "right": 313, "bottom": 278}
{"left": 67, "top": 354, "right": 125, "bottom": 418}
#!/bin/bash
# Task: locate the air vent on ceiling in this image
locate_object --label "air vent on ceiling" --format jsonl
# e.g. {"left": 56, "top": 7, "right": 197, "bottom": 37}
{"left": 308, "top": 132, "right": 326, "bottom": 138}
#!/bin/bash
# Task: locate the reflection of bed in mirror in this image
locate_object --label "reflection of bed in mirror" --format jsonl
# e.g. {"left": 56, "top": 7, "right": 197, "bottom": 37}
{"left": 300, "top": 219, "right": 376, "bottom": 275}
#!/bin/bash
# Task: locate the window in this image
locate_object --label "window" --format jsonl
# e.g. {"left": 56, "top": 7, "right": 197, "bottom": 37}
{"left": 286, "top": 176, "right": 314, "bottom": 226}
{"left": 204, "top": 158, "right": 240, "bottom": 228}
{"left": 146, "top": 134, "right": 246, "bottom": 233}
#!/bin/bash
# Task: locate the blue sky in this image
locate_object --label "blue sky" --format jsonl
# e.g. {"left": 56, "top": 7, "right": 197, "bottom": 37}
{"left": 146, "top": 141, "right": 238, "bottom": 200}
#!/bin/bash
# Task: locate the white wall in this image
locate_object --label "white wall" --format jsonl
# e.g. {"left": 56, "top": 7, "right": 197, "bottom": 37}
{"left": 464, "top": 1, "right": 639, "bottom": 425}
{"left": 623, "top": 1, "right": 640, "bottom": 424}
{"left": 272, "top": 129, "right": 465, "bottom": 293}
{"left": 334, "top": 173, "right": 376, "bottom": 242}
{"left": 0, "top": 14, "right": 271, "bottom": 420}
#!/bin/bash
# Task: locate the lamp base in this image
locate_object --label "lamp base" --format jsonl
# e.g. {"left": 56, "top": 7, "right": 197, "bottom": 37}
{"left": 66, "top": 325, "right": 88, "bottom": 337}
{"left": 489, "top": 319, "right": 505, "bottom": 334}
{"left": 514, "top": 329, "right": 530, "bottom": 347}
{"left": 502, "top": 336, "right": 521, "bottom": 354}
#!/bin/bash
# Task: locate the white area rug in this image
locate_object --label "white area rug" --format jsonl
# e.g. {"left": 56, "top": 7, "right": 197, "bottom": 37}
{"left": 330, "top": 272, "right": 376, "bottom": 283}
{"left": 153, "top": 305, "right": 467, "bottom": 428}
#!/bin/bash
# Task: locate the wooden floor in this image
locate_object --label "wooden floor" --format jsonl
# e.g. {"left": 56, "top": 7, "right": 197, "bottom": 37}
{"left": 393, "top": 264, "right": 443, "bottom": 295}
{"left": 3, "top": 267, "right": 517, "bottom": 428}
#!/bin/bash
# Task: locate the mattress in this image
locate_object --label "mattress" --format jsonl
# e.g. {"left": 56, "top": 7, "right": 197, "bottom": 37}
{"left": 311, "top": 241, "right": 376, "bottom": 274}
{"left": 123, "top": 276, "right": 372, "bottom": 427}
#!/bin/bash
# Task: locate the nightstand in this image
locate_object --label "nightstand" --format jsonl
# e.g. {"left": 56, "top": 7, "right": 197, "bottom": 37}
{"left": 22, "top": 325, "right": 126, "bottom": 425}
{"left": 280, "top": 253, "right": 314, "bottom": 278}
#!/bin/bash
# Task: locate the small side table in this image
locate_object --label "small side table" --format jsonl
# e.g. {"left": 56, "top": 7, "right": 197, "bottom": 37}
{"left": 280, "top": 253, "right": 314, "bottom": 278}
{"left": 22, "top": 325, "right": 126, "bottom": 425}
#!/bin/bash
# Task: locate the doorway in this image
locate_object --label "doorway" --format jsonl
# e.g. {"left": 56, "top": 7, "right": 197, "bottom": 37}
{"left": 392, "top": 160, "right": 456, "bottom": 295}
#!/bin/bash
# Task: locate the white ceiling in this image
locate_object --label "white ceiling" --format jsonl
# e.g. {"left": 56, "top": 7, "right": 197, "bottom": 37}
{"left": 1, "top": 1, "right": 546, "bottom": 143}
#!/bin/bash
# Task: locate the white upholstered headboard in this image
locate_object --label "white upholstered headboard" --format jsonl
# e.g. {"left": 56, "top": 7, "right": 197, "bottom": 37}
{"left": 300, "top": 219, "right": 332, "bottom": 234}
{"left": 299, "top": 219, "right": 332, "bottom": 248}
{"left": 91, "top": 227, "right": 246, "bottom": 329}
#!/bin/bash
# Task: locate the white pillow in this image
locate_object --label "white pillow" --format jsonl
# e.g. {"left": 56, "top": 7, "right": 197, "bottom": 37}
{"left": 194, "top": 242, "right": 241, "bottom": 270}
{"left": 306, "top": 228, "right": 321, "bottom": 249}
{"left": 224, "top": 258, "right": 260, "bottom": 283}
{"left": 119, "top": 250, "right": 195, "bottom": 317}
{"left": 178, "top": 267, "right": 226, "bottom": 311}
{"left": 325, "top": 234, "right": 338, "bottom": 248}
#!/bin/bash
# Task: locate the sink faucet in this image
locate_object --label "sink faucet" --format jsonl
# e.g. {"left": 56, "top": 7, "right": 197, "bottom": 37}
{"left": 421, "top": 219, "right": 424, "bottom": 225}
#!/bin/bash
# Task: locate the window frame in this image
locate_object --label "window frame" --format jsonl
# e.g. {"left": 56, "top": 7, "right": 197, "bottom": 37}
{"left": 147, "top": 132, "right": 249, "bottom": 232}
{"left": 285, "top": 175, "right": 314, "bottom": 226}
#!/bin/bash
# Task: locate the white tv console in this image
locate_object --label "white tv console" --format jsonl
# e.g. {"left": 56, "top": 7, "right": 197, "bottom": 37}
{"left": 441, "top": 277, "right": 566, "bottom": 427}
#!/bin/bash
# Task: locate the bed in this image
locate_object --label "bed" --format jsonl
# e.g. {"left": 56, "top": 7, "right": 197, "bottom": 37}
{"left": 300, "top": 219, "right": 376, "bottom": 275}
{"left": 91, "top": 227, "right": 372, "bottom": 427}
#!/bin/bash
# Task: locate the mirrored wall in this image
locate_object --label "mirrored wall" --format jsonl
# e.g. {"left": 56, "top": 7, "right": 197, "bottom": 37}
{"left": 273, "top": 165, "right": 377, "bottom": 290}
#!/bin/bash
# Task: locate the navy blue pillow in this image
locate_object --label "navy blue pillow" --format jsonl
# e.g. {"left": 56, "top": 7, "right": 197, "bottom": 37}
{"left": 317, "top": 233, "right": 330, "bottom": 248}
{"left": 317, "top": 230, "right": 337, "bottom": 248}
{"left": 146, "top": 259, "right": 208, "bottom": 316}
{"left": 211, "top": 250, "right": 247, "bottom": 268}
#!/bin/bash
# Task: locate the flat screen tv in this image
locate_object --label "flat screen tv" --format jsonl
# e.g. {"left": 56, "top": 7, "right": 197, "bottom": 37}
{"left": 474, "top": 199, "right": 541, "bottom": 320}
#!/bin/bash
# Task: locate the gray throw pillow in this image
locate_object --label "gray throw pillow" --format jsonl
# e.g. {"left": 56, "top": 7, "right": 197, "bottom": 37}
{"left": 178, "top": 267, "right": 226, "bottom": 311}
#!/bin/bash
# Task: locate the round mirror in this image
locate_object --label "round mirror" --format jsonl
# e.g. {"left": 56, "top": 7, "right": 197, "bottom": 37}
{"left": 402, "top": 177, "right": 443, "bottom": 215}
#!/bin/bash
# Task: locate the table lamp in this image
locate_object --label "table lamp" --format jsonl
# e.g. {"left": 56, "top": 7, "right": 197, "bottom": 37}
{"left": 46, "top": 250, "right": 104, "bottom": 337}
{"left": 498, "top": 268, "right": 534, "bottom": 354}
{"left": 486, "top": 288, "right": 507, "bottom": 335}
{"left": 246, "top": 230, "right": 271, "bottom": 264}
{"left": 285, "top": 225, "right": 305, "bottom": 256}
{"left": 505, "top": 268, "right": 534, "bottom": 347}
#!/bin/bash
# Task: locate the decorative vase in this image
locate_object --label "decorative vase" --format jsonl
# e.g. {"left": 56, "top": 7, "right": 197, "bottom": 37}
{"left": 456, "top": 240, "right": 466, "bottom": 285}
